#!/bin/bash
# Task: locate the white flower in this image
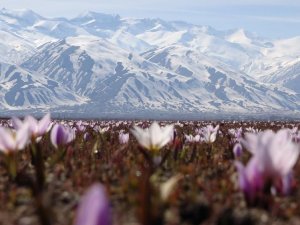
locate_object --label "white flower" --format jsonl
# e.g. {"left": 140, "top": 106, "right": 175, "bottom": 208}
{"left": 0, "top": 123, "right": 30, "bottom": 154}
{"left": 131, "top": 122, "right": 174, "bottom": 151}
{"left": 200, "top": 125, "right": 219, "bottom": 143}
{"left": 184, "top": 134, "right": 201, "bottom": 143}
{"left": 119, "top": 132, "right": 129, "bottom": 144}
{"left": 12, "top": 113, "right": 51, "bottom": 138}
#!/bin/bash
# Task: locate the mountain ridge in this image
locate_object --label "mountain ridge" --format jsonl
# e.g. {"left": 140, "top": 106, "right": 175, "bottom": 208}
{"left": 0, "top": 8, "right": 300, "bottom": 117}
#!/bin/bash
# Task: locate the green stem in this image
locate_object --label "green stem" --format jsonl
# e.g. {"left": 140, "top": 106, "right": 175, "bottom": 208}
{"left": 49, "top": 146, "right": 66, "bottom": 167}
{"left": 6, "top": 152, "right": 17, "bottom": 180}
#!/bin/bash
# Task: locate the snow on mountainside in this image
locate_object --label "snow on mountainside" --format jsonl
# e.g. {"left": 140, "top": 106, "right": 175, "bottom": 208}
{"left": 0, "top": 30, "right": 35, "bottom": 64}
{"left": 0, "top": 8, "right": 42, "bottom": 27}
{"left": 22, "top": 36, "right": 300, "bottom": 113}
{"left": 0, "top": 8, "right": 300, "bottom": 115}
{"left": 261, "top": 61, "right": 300, "bottom": 93}
{"left": 0, "top": 61, "right": 87, "bottom": 109}
{"left": 142, "top": 45, "right": 300, "bottom": 110}
{"left": 22, "top": 36, "right": 200, "bottom": 112}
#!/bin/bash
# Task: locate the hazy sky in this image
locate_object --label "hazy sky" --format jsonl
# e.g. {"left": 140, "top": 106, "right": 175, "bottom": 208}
{"left": 1, "top": 0, "right": 299, "bottom": 38}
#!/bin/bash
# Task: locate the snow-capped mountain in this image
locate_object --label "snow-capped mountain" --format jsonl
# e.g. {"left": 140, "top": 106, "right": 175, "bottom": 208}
{"left": 22, "top": 36, "right": 300, "bottom": 113}
{"left": 0, "top": 8, "right": 300, "bottom": 117}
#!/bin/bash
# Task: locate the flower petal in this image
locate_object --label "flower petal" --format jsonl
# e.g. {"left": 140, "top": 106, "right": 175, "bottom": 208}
{"left": 0, "top": 127, "right": 16, "bottom": 152}
{"left": 74, "top": 183, "right": 111, "bottom": 225}
{"left": 11, "top": 117, "right": 23, "bottom": 130}
{"left": 15, "top": 123, "right": 30, "bottom": 150}
{"left": 37, "top": 113, "right": 51, "bottom": 136}
{"left": 0, "top": 127, "right": 15, "bottom": 152}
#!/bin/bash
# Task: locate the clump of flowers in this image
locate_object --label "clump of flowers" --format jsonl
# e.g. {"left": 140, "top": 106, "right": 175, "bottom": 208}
{"left": 184, "top": 134, "right": 201, "bottom": 143}
{"left": 228, "top": 127, "right": 243, "bottom": 144}
{"left": 235, "top": 129, "right": 300, "bottom": 207}
{"left": 289, "top": 127, "right": 300, "bottom": 143}
{"left": 198, "top": 125, "right": 219, "bottom": 143}
{"left": 245, "top": 127, "right": 260, "bottom": 134}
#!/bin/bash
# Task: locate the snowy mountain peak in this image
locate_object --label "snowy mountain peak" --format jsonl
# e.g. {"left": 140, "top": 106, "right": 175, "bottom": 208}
{"left": 226, "top": 29, "right": 252, "bottom": 44}
{"left": 71, "top": 11, "right": 121, "bottom": 31}
{"left": 76, "top": 11, "right": 121, "bottom": 20}
{"left": 0, "top": 8, "right": 43, "bottom": 26}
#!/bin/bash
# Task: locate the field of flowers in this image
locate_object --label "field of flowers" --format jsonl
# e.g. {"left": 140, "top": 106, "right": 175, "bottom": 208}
{"left": 0, "top": 114, "right": 300, "bottom": 225}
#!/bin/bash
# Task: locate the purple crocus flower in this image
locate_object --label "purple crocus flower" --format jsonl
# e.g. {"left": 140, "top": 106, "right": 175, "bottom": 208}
{"left": 235, "top": 129, "right": 299, "bottom": 205}
{"left": 235, "top": 159, "right": 264, "bottom": 205}
{"left": 50, "top": 124, "right": 75, "bottom": 148}
{"left": 233, "top": 143, "right": 243, "bottom": 158}
{"left": 84, "top": 132, "right": 91, "bottom": 141}
{"left": 76, "top": 120, "right": 86, "bottom": 132}
{"left": 74, "top": 183, "right": 111, "bottom": 225}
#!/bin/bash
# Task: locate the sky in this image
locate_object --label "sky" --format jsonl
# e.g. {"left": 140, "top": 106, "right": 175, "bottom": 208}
{"left": 1, "top": 0, "right": 300, "bottom": 39}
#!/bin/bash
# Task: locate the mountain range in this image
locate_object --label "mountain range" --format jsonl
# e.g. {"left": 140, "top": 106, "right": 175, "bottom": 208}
{"left": 0, "top": 8, "right": 300, "bottom": 118}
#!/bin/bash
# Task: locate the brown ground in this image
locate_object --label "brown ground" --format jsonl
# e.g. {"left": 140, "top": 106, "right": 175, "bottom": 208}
{"left": 0, "top": 120, "right": 300, "bottom": 225}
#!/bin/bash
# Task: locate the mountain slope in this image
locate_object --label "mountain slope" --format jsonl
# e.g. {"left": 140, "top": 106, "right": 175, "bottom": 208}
{"left": 21, "top": 36, "right": 197, "bottom": 111}
{"left": 142, "top": 45, "right": 300, "bottom": 110}
{"left": 0, "top": 30, "right": 35, "bottom": 64}
{"left": 21, "top": 36, "right": 300, "bottom": 113}
{"left": 0, "top": 61, "right": 87, "bottom": 109}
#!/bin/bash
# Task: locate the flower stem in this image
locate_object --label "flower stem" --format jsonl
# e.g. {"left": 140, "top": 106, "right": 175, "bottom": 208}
{"left": 6, "top": 152, "right": 17, "bottom": 180}
{"left": 139, "top": 167, "right": 153, "bottom": 225}
{"left": 30, "top": 141, "right": 52, "bottom": 225}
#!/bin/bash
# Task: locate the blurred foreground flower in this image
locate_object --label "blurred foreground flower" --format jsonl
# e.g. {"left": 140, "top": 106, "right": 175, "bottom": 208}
{"left": 131, "top": 121, "right": 173, "bottom": 151}
{"left": 160, "top": 175, "right": 182, "bottom": 202}
{"left": 74, "top": 183, "right": 111, "bottom": 225}
{"left": 0, "top": 123, "right": 30, "bottom": 179}
{"left": 50, "top": 124, "right": 75, "bottom": 148}
{"left": 235, "top": 129, "right": 299, "bottom": 206}
{"left": 12, "top": 113, "right": 51, "bottom": 139}
{"left": 0, "top": 123, "right": 29, "bottom": 154}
